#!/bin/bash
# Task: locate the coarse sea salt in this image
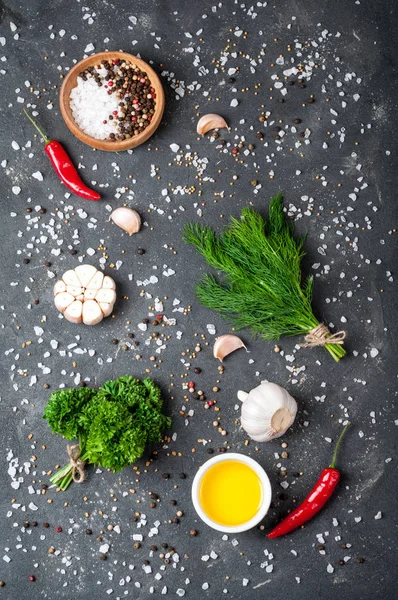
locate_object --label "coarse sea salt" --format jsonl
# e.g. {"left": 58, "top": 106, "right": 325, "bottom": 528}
{"left": 70, "top": 77, "right": 120, "bottom": 140}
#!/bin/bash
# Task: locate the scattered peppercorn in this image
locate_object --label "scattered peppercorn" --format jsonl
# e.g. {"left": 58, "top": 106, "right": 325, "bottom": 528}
{"left": 23, "top": 258, "right": 30, "bottom": 264}
{"left": 43, "top": 522, "right": 49, "bottom": 528}
{"left": 162, "top": 473, "right": 170, "bottom": 479}
{"left": 194, "top": 367, "right": 201, "bottom": 374}
{"left": 137, "top": 249, "right": 145, "bottom": 255}
{"left": 28, "top": 575, "right": 36, "bottom": 582}
{"left": 71, "top": 249, "right": 78, "bottom": 255}
{"left": 111, "top": 338, "right": 119, "bottom": 345}
{"left": 44, "top": 261, "right": 51, "bottom": 267}
{"left": 55, "top": 526, "right": 62, "bottom": 533}
{"left": 179, "top": 473, "right": 186, "bottom": 479}
{"left": 98, "top": 553, "right": 107, "bottom": 561}
{"left": 86, "top": 529, "right": 92, "bottom": 535}
{"left": 190, "top": 529, "right": 198, "bottom": 537}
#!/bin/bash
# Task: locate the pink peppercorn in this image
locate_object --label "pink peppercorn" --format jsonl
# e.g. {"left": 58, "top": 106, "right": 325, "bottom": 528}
{"left": 140, "top": 78, "right": 146, "bottom": 83}
{"left": 231, "top": 148, "right": 239, "bottom": 155}
{"left": 55, "top": 526, "right": 62, "bottom": 533}
{"left": 29, "top": 575, "right": 35, "bottom": 582}
{"left": 188, "top": 382, "right": 194, "bottom": 388}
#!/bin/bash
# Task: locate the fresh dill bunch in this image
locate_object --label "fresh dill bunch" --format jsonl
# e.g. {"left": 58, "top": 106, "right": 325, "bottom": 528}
{"left": 183, "top": 194, "right": 346, "bottom": 362}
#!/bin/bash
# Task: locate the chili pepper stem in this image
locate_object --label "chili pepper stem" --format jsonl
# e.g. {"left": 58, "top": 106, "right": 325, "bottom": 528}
{"left": 329, "top": 422, "right": 351, "bottom": 469}
{"left": 23, "top": 109, "right": 51, "bottom": 144}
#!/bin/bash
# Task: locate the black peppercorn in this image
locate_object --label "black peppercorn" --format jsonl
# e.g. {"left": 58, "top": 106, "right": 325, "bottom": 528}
{"left": 137, "top": 248, "right": 145, "bottom": 255}
{"left": 99, "top": 553, "right": 107, "bottom": 561}
{"left": 194, "top": 367, "right": 201, "bottom": 374}
{"left": 162, "top": 473, "right": 170, "bottom": 479}
{"left": 86, "top": 529, "right": 92, "bottom": 535}
{"left": 71, "top": 249, "right": 78, "bottom": 255}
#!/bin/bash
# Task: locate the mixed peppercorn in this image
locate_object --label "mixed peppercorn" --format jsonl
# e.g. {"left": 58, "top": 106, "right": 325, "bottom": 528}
{"left": 78, "top": 58, "right": 156, "bottom": 141}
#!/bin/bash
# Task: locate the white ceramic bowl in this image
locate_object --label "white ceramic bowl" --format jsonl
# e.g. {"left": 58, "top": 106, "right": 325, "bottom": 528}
{"left": 191, "top": 452, "right": 272, "bottom": 533}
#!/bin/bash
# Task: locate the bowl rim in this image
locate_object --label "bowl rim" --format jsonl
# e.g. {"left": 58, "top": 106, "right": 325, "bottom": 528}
{"left": 59, "top": 51, "right": 165, "bottom": 152}
{"left": 191, "top": 452, "right": 272, "bottom": 533}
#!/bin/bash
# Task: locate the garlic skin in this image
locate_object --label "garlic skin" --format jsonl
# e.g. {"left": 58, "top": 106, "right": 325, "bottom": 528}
{"left": 197, "top": 114, "right": 228, "bottom": 136}
{"left": 213, "top": 334, "right": 246, "bottom": 361}
{"left": 110, "top": 207, "right": 141, "bottom": 236}
{"left": 238, "top": 381, "right": 297, "bottom": 442}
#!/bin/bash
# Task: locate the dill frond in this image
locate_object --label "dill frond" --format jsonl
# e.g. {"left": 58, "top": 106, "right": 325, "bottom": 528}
{"left": 183, "top": 194, "right": 346, "bottom": 362}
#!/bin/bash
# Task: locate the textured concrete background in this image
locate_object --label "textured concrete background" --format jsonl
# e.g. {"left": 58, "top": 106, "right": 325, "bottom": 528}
{"left": 0, "top": 0, "right": 397, "bottom": 598}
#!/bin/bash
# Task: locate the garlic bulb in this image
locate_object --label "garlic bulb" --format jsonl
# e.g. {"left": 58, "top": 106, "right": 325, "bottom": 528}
{"left": 54, "top": 265, "right": 116, "bottom": 325}
{"left": 110, "top": 207, "right": 141, "bottom": 236}
{"left": 197, "top": 113, "right": 228, "bottom": 136}
{"left": 237, "top": 381, "right": 297, "bottom": 442}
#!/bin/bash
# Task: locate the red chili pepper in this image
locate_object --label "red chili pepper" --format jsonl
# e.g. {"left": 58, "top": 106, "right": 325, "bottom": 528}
{"left": 23, "top": 109, "right": 101, "bottom": 201}
{"left": 267, "top": 422, "right": 351, "bottom": 539}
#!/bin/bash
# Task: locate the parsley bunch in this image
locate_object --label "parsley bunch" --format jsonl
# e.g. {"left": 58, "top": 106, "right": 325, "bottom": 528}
{"left": 183, "top": 194, "right": 346, "bottom": 362}
{"left": 44, "top": 376, "right": 171, "bottom": 490}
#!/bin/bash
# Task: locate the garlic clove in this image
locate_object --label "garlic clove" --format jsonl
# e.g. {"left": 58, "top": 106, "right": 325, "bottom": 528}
{"left": 213, "top": 334, "right": 246, "bottom": 362}
{"left": 62, "top": 269, "right": 81, "bottom": 288}
{"left": 95, "top": 288, "right": 116, "bottom": 304}
{"left": 197, "top": 113, "right": 228, "bottom": 136}
{"left": 54, "top": 291, "right": 75, "bottom": 313}
{"left": 66, "top": 285, "right": 83, "bottom": 297}
{"left": 75, "top": 264, "right": 97, "bottom": 288}
{"left": 82, "top": 299, "right": 103, "bottom": 326}
{"left": 110, "top": 207, "right": 141, "bottom": 236}
{"left": 64, "top": 300, "right": 83, "bottom": 324}
{"left": 99, "top": 302, "right": 113, "bottom": 317}
{"left": 54, "top": 280, "right": 66, "bottom": 295}
{"left": 238, "top": 381, "right": 297, "bottom": 443}
{"left": 103, "top": 275, "right": 116, "bottom": 290}
{"left": 86, "top": 270, "right": 104, "bottom": 290}
{"left": 84, "top": 288, "right": 97, "bottom": 301}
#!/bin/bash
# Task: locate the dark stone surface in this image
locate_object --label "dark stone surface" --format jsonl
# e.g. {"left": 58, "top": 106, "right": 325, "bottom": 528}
{"left": 0, "top": 0, "right": 397, "bottom": 598}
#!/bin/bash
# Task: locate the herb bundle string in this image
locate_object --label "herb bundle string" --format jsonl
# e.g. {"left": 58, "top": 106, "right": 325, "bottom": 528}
{"left": 183, "top": 194, "right": 347, "bottom": 362}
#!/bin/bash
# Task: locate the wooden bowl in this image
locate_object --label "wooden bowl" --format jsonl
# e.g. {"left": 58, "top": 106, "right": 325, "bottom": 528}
{"left": 60, "top": 51, "right": 165, "bottom": 152}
